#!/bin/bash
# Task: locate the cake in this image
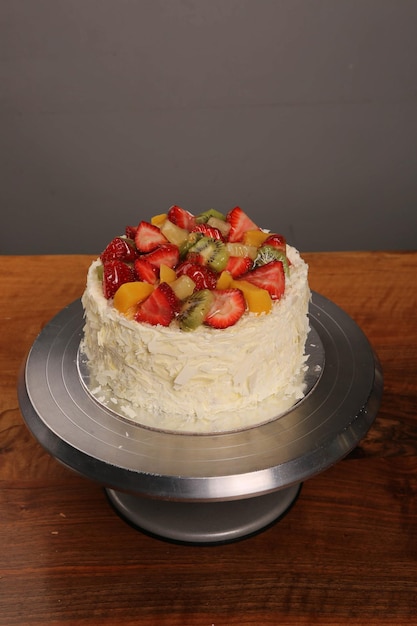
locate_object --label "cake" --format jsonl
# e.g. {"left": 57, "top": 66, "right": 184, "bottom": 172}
{"left": 80, "top": 205, "right": 311, "bottom": 433}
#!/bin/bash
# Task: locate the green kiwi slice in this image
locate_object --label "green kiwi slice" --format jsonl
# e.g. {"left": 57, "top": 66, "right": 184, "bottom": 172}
{"left": 254, "top": 245, "right": 289, "bottom": 275}
{"left": 178, "top": 289, "right": 215, "bottom": 331}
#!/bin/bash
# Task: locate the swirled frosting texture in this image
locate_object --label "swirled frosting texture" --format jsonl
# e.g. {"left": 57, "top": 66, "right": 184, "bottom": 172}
{"left": 81, "top": 245, "right": 310, "bottom": 433}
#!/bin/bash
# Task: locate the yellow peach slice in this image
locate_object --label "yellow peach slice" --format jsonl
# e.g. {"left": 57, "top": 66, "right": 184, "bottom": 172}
{"left": 243, "top": 229, "right": 270, "bottom": 247}
{"left": 231, "top": 279, "right": 272, "bottom": 314}
{"left": 151, "top": 213, "right": 167, "bottom": 227}
{"left": 113, "top": 281, "right": 154, "bottom": 314}
{"left": 216, "top": 270, "right": 233, "bottom": 290}
{"left": 159, "top": 264, "right": 177, "bottom": 283}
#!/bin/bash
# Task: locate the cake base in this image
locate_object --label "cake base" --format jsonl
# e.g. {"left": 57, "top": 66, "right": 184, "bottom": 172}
{"left": 106, "top": 484, "right": 302, "bottom": 544}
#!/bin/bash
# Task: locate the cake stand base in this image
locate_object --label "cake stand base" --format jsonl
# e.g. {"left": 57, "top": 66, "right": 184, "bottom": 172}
{"left": 105, "top": 484, "right": 302, "bottom": 544}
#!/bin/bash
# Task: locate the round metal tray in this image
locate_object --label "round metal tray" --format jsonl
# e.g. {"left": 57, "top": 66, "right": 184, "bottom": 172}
{"left": 18, "top": 292, "right": 383, "bottom": 543}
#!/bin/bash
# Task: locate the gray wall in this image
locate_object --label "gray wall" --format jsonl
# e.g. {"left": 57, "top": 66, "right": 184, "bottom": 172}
{"left": 1, "top": 1, "right": 416, "bottom": 254}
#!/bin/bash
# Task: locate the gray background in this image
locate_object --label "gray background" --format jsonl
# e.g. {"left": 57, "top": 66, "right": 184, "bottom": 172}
{"left": 1, "top": 0, "right": 416, "bottom": 255}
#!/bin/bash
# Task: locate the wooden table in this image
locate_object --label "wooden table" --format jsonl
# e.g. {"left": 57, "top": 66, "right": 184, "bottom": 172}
{"left": 1, "top": 252, "right": 417, "bottom": 625}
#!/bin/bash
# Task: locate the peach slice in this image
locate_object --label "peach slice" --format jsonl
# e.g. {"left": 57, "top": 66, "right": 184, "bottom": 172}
{"left": 159, "top": 264, "right": 177, "bottom": 283}
{"left": 243, "top": 229, "right": 271, "bottom": 247}
{"left": 231, "top": 279, "right": 272, "bottom": 314}
{"left": 216, "top": 270, "right": 233, "bottom": 290}
{"left": 113, "top": 281, "right": 154, "bottom": 315}
{"left": 151, "top": 213, "right": 167, "bottom": 227}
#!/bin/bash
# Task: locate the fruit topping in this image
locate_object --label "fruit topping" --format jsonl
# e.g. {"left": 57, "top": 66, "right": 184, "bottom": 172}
{"left": 243, "top": 229, "right": 270, "bottom": 247}
{"left": 187, "top": 236, "right": 229, "bottom": 272}
{"left": 134, "top": 221, "right": 168, "bottom": 253}
{"left": 135, "top": 282, "right": 180, "bottom": 327}
{"left": 169, "top": 275, "right": 196, "bottom": 300}
{"left": 230, "top": 280, "right": 272, "bottom": 314}
{"left": 151, "top": 213, "right": 167, "bottom": 227}
{"left": 240, "top": 261, "right": 285, "bottom": 300}
{"left": 263, "top": 233, "right": 286, "bottom": 251}
{"left": 226, "top": 242, "right": 258, "bottom": 260}
{"left": 168, "top": 205, "right": 196, "bottom": 231}
{"left": 254, "top": 245, "right": 290, "bottom": 275}
{"left": 102, "top": 260, "right": 136, "bottom": 299}
{"left": 141, "top": 243, "right": 180, "bottom": 269}
{"left": 98, "top": 205, "right": 292, "bottom": 329}
{"left": 113, "top": 281, "right": 155, "bottom": 316}
{"left": 216, "top": 270, "right": 233, "bottom": 290}
{"left": 195, "top": 208, "right": 226, "bottom": 224}
{"left": 134, "top": 258, "right": 159, "bottom": 284}
{"left": 206, "top": 216, "right": 231, "bottom": 238}
{"left": 225, "top": 256, "right": 253, "bottom": 278}
{"left": 176, "top": 261, "right": 218, "bottom": 291}
{"left": 160, "top": 219, "right": 189, "bottom": 246}
{"left": 205, "top": 288, "right": 246, "bottom": 329}
{"left": 226, "top": 206, "right": 259, "bottom": 243}
{"left": 178, "top": 289, "right": 214, "bottom": 331}
{"left": 159, "top": 264, "right": 177, "bottom": 283}
{"left": 101, "top": 237, "right": 137, "bottom": 264}
{"left": 125, "top": 225, "right": 138, "bottom": 240}
{"left": 191, "top": 223, "right": 225, "bottom": 240}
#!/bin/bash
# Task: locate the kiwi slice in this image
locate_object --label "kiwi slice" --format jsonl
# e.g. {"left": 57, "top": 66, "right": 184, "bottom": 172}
{"left": 195, "top": 208, "right": 226, "bottom": 224}
{"left": 179, "top": 231, "right": 204, "bottom": 258}
{"left": 188, "top": 236, "right": 229, "bottom": 272}
{"left": 254, "top": 245, "right": 289, "bottom": 275}
{"left": 178, "top": 289, "right": 214, "bottom": 331}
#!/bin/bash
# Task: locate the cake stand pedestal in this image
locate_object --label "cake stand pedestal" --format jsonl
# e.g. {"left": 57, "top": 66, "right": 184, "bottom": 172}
{"left": 105, "top": 484, "right": 302, "bottom": 543}
{"left": 18, "top": 293, "right": 383, "bottom": 544}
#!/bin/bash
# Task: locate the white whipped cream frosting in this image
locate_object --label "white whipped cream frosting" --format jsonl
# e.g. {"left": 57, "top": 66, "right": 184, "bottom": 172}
{"left": 80, "top": 245, "right": 311, "bottom": 433}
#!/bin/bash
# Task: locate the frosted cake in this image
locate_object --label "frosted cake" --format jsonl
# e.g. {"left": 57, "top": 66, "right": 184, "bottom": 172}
{"left": 80, "top": 205, "right": 311, "bottom": 433}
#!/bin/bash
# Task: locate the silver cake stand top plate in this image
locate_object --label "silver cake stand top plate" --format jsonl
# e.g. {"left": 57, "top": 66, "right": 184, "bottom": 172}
{"left": 18, "top": 292, "right": 382, "bottom": 504}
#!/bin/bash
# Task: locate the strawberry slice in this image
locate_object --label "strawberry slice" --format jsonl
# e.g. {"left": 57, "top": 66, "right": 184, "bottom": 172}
{"left": 263, "top": 233, "right": 286, "bottom": 252}
{"left": 141, "top": 243, "right": 180, "bottom": 269}
{"left": 135, "top": 282, "right": 180, "bottom": 327}
{"left": 100, "top": 237, "right": 137, "bottom": 264}
{"left": 176, "top": 261, "right": 218, "bottom": 291}
{"left": 226, "top": 207, "right": 259, "bottom": 243}
{"left": 135, "top": 221, "right": 168, "bottom": 253}
{"left": 167, "top": 205, "right": 196, "bottom": 231}
{"left": 134, "top": 258, "right": 159, "bottom": 284}
{"left": 125, "top": 225, "right": 138, "bottom": 240}
{"left": 240, "top": 261, "right": 285, "bottom": 300}
{"left": 205, "top": 288, "right": 246, "bottom": 329}
{"left": 102, "top": 260, "right": 136, "bottom": 299}
{"left": 191, "top": 223, "right": 224, "bottom": 241}
{"left": 225, "top": 256, "right": 253, "bottom": 278}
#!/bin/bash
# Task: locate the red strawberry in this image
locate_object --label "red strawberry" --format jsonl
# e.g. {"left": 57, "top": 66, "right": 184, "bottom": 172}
{"left": 142, "top": 243, "right": 180, "bottom": 269}
{"left": 102, "top": 260, "right": 136, "bottom": 299}
{"left": 167, "top": 205, "right": 196, "bottom": 231}
{"left": 135, "top": 282, "right": 180, "bottom": 327}
{"left": 191, "top": 223, "right": 224, "bottom": 241}
{"left": 205, "top": 289, "right": 246, "bottom": 329}
{"left": 100, "top": 237, "right": 137, "bottom": 264}
{"left": 226, "top": 207, "right": 259, "bottom": 243}
{"left": 225, "top": 256, "right": 253, "bottom": 278}
{"left": 125, "top": 225, "right": 138, "bottom": 240}
{"left": 134, "top": 221, "right": 168, "bottom": 253}
{"left": 263, "top": 233, "right": 286, "bottom": 252}
{"left": 240, "top": 261, "right": 285, "bottom": 300}
{"left": 134, "top": 258, "right": 159, "bottom": 284}
{"left": 176, "top": 261, "right": 218, "bottom": 291}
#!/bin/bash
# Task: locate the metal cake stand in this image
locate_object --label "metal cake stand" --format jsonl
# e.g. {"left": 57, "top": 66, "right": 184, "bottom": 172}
{"left": 18, "top": 292, "right": 383, "bottom": 544}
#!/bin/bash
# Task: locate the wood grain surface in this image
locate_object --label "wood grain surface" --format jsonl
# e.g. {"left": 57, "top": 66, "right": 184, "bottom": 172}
{"left": 1, "top": 251, "right": 417, "bottom": 625}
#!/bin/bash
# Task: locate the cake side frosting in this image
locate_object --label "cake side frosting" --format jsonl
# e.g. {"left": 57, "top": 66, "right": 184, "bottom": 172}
{"left": 81, "top": 244, "right": 310, "bottom": 433}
